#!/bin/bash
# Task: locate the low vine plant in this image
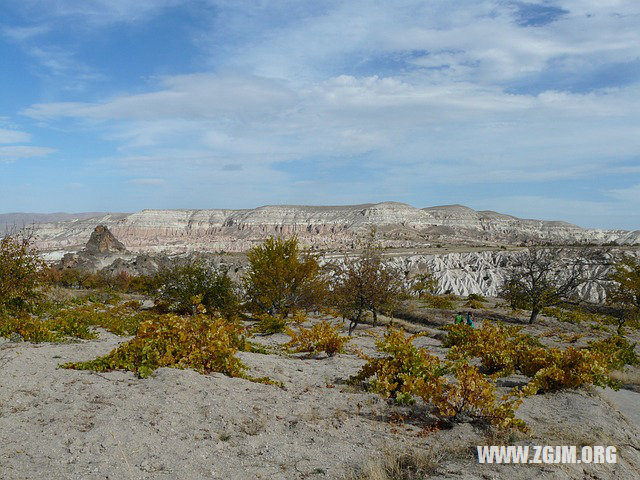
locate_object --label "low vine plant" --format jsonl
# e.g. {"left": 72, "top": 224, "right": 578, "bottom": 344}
{"left": 444, "top": 322, "right": 629, "bottom": 393}
{"left": 0, "top": 301, "right": 149, "bottom": 342}
{"left": 252, "top": 314, "right": 289, "bottom": 335}
{"left": 285, "top": 320, "right": 350, "bottom": 357}
{"left": 352, "top": 327, "right": 527, "bottom": 431}
{"left": 62, "top": 314, "right": 276, "bottom": 385}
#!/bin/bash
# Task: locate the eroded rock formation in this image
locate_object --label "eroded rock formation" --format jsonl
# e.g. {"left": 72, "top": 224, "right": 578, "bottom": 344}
{"left": 29, "top": 202, "right": 640, "bottom": 255}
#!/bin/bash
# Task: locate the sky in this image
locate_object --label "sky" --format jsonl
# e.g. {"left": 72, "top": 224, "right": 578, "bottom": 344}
{"left": 0, "top": 0, "right": 639, "bottom": 230}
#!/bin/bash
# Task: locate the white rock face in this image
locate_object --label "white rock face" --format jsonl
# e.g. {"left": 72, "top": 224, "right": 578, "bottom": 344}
{"left": 29, "top": 202, "right": 640, "bottom": 255}
{"left": 378, "top": 250, "right": 637, "bottom": 303}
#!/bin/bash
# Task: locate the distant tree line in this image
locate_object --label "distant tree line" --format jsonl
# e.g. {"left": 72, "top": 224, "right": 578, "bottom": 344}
{"left": 2, "top": 229, "right": 639, "bottom": 335}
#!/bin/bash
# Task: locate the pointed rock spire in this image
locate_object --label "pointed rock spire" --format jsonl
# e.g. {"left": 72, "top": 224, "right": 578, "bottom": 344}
{"left": 84, "top": 225, "right": 127, "bottom": 254}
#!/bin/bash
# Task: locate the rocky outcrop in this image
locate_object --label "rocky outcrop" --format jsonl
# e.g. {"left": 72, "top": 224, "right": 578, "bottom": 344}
{"left": 28, "top": 202, "right": 640, "bottom": 255}
{"left": 84, "top": 225, "right": 127, "bottom": 254}
{"left": 59, "top": 225, "right": 132, "bottom": 272}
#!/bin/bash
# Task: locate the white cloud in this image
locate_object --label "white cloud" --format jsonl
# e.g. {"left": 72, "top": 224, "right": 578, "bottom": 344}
{"left": 0, "top": 145, "right": 54, "bottom": 161}
{"left": 24, "top": 74, "right": 298, "bottom": 121}
{"left": 608, "top": 183, "right": 640, "bottom": 203}
{"left": 0, "top": 128, "right": 31, "bottom": 144}
{"left": 20, "top": 69, "right": 640, "bottom": 185}
{"left": 4, "top": 0, "right": 184, "bottom": 25}
{"left": 2, "top": 25, "right": 49, "bottom": 42}
{"left": 203, "top": 0, "right": 640, "bottom": 86}
{"left": 6, "top": 1, "right": 640, "bottom": 226}
{"left": 128, "top": 178, "right": 166, "bottom": 186}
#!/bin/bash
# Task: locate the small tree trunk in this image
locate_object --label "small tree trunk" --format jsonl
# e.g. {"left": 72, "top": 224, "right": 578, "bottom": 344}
{"left": 529, "top": 307, "right": 540, "bottom": 324}
{"left": 372, "top": 309, "right": 378, "bottom": 328}
{"left": 349, "top": 309, "right": 362, "bottom": 336}
{"left": 617, "top": 317, "right": 625, "bottom": 336}
{"left": 348, "top": 319, "right": 356, "bottom": 336}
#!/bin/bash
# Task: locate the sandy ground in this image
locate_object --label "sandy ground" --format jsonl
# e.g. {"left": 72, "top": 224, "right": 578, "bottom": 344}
{"left": 1, "top": 319, "right": 639, "bottom": 480}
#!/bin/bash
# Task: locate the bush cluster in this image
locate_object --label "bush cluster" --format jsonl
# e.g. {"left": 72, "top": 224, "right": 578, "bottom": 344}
{"left": 542, "top": 306, "right": 615, "bottom": 325}
{"left": 352, "top": 328, "right": 526, "bottom": 430}
{"left": 62, "top": 314, "right": 249, "bottom": 379}
{"left": 444, "top": 322, "right": 633, "bottom": 393}
{"left": 285, "top": 320, "right": 350, "bottom": 356}
{"left": 0, "top": 300, "right": 148, "bottom": 342}
{"left": 252, "top": 314, "right": 290, "bottom": 335}
{"left": 43, "top": 268, "right": 155, "bottom": 294}
{"left": 445, "top": 323, "right": 540, "bottom": 375}
{"left": 154, "top": 260, "right": 240, "bottom": 317}
{"left": 421, "top": 294, "right": 456, "bottom": 310}
{"left": 244, "top": 236, "right": 327, "bottom": 317}
{"left": 0, "top": 234, "right": 45, "bottom": 313}
{"left": 586, "top": 335, "right": 639, "bottom": 371}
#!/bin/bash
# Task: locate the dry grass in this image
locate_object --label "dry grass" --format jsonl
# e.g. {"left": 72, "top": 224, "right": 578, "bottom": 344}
{"left": 345, "top": 445, "right": 443, "bottom": 480}
{"left": 608, "top": 367, "right": 640, "bottom": 388}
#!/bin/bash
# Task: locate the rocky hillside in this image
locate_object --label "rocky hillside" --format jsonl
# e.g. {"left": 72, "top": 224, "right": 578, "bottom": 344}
{"left": 0, "top": 212, "right": 110, "bottom": 236}
{"left": 26, "top": 202, "right": 640, "bottom": 255}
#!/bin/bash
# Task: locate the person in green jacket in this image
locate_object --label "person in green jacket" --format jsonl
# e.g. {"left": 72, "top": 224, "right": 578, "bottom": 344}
{"left": 466, "top": 311, "right": 474, "bottom": 328}
{"left": 455, "top": 312, "right": 464, "bottom": 325}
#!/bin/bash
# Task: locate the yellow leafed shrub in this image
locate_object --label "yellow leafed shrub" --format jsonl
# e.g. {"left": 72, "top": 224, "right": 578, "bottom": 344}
{"left": 445, "top": 322, "right": 539, "bottom": 376}
{"left": 416, "top": 363, "right": 526, "bottom": 431}
{"left": 521, "top": 347, "right": 616, "bottom": 394}
{"left": 62, "top": 314, "right": 249, "bottom": 379}
{"left": 352, "top": 328, "right": 444, "bottom": 404}
{"left": 285, "top": 320, "right": 350, "bottom": 356}
{"left": 445, "top": 322, "right": 621, "bottom": 393}
{"left": 252, "top": 314, "right": 289, "bottom": 335}
{"left": 353, "top": 328, "right": 527, "bottom": 430}
{"left": 0, "top": 313, "right": 60, "bottom": 342}
{"left": 586, "top": 335, "right": 639, "bottom": 371}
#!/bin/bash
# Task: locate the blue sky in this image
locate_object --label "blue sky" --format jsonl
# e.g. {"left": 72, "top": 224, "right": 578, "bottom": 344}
{"left": 1, "top": 0, "right": 639, "bottom": 229}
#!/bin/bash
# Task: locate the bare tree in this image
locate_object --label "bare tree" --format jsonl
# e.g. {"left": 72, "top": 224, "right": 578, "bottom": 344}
{"left": 331, "top": 230, "right": 402, "bottom": 335}
{"left": 606, "top": 255, "right": 640, "bottom": 334}
{"left": 411, "top": 270, "right": 439, "bottom": 297}
{"left": 500, "top": 247, "right": 595, "bottom": 324}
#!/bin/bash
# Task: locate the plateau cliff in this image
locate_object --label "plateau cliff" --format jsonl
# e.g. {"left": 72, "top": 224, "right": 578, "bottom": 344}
{"left": 27, "top": 202, "right": 640, "bottom": 256}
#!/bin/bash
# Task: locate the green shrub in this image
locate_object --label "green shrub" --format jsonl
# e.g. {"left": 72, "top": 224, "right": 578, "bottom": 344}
{"left": 467, "top": 293, "right": 487, "bottom": 302}
{"left": 421, "top": 294, "right": 455, "bottom": 310}
{"left": 586, "top": 336, "right": 639, "bottom": 371}
{"left": 244, "top": 236, "right": 327, "bottom": 316}
{"left": 154, "top": 260, "right": 240, "bottom": 318}
{"left": 0, "top": 301, "right": 148, "bottom": 342}
{"left": 0, "top": 235, "right": 45, "bottom": 313}
{"left": 252, "top": 314, "right": 288, "bottom": 335}
{"left": 0, "top": 313, "right": 60, "bottom": 342}
{"left": 464, "top": 299, "right": 484, "bottom": 309}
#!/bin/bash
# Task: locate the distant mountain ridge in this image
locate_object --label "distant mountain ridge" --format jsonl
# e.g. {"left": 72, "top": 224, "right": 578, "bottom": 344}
{"left": 19, "top": 202, "right": 640, "bottom": 254}
{"left": 0, "top": 212, "right": 114, "bottom": 235}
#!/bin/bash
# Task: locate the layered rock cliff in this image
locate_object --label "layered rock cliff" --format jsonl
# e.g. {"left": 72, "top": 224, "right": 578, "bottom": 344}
{"left": 45, "top": 221, "right": 638, "bottom": 302}
{"left": 28, "top": 202, "right": 640, "bottom": 255}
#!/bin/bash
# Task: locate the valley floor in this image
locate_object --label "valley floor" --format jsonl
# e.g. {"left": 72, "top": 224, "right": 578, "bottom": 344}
{"left": 1, "top": 314, "right": 639, "bottom": 479}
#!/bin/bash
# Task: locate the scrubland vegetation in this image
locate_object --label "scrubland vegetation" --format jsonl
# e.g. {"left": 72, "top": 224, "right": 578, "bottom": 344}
{"left": 1, "top": 231, "right": 639, "bottom": 477}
